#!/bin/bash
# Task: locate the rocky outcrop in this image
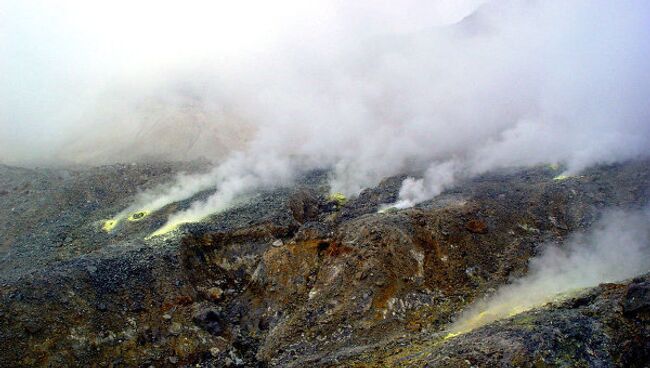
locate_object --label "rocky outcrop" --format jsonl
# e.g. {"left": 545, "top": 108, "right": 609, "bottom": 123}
{"left": 0, "top": 160, "right": 648, "bottom": 367}
{"left": 356, "top": 275, "right": 650, "bottom": 367}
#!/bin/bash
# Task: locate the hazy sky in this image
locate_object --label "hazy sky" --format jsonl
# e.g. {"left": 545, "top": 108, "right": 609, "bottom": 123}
{"left": 0, "top": 0, "right": 484, "bottom": 164}
{"left": 2, "top": 1, "right": 649, "bottom": 225}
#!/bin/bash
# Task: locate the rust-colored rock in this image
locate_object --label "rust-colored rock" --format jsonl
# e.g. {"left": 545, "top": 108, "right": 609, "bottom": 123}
{"left": 1, "top": 160, "right": 649, "bottom": 367}
{"left": 206, "top": 287, "right": 224, "bottom": 301}
{"left": 465, "top": 219, "right": 488, "bottom": 234}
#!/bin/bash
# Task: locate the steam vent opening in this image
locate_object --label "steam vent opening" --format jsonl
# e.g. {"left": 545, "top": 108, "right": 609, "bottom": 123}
{"left": 128, "top": 210, "right": 150, "bottom": 222}
{"left": 146, "top": 221, "right": 184, "bottom": 239}
{"left": 328, "top": 192, "right": 347, "bottom": 208}
{"left": 102, "top": 219, "right": 118, "bottom": 232}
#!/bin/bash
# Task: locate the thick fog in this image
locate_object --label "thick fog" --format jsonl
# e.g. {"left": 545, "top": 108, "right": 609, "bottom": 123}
{"left": 0, "top": 0, "right": 482, "bottom": 166}
{"left": 2, "top": 1, "right": 650, "bottom": 231}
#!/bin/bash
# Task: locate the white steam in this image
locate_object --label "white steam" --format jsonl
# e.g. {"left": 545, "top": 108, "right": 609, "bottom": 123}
{"left": 388, "top": 161, "right": 460, "bottom": 210}
{"left": 2, "top": 1, "right": 650, "bottom": 231}
{"left": 448, "top": 207, "right": 650, "bottom": 336}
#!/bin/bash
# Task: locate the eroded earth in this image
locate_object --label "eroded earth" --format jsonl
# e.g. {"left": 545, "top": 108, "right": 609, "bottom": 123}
{"left": 1, "top": 160, "right": 649, "bottom": 367}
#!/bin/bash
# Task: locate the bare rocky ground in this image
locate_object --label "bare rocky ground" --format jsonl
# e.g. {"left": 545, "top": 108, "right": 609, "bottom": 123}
{"left": 0, "top": 160, "right": 648, "bottom": 367}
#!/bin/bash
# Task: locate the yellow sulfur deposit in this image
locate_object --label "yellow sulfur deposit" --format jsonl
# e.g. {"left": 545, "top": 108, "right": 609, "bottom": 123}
{"left": 128, "top": 210, "right": 151, "bottom": 222}
{"left": 444, "top": 331, "right": 461, "bottom": 340}
{"left": 146, "top": 221, "right": 185, "bottom": 239}
{"left": 328, "top": 192, "right": 347, "bottom": 206}
{"left": 506, "top": 305, "right": 528, "bottom": 317}
{"left": 444, "top": 310, "right": 497, "bottom": 339}
{"left": 444, "top": 287, "right": 585, "bottom": 340}
{"left": 102, "top": 219, "right": 118, "bottom": 232}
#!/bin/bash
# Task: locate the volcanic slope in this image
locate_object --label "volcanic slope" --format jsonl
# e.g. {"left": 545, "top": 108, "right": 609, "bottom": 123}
{"left": 0, "top": 160, "right": 648, "bottom": 367}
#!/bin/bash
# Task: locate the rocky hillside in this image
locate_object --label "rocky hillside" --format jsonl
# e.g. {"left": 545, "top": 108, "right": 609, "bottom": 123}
{"left": 0, "top": 160, "right": 648, "bottom": 367}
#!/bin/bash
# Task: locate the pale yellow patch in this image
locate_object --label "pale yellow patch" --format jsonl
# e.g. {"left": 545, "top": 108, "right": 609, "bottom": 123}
{"left": 102, "top": 219, "right": 119, "bottom": 232}
{"left": 127, "top": 210, "right": 151, "bottom": 222}
{"left": 146, "top": 221, "right": 185, "bottom": 239}
{"left": 328, "top": 192, "right": 347, "bottom": 205}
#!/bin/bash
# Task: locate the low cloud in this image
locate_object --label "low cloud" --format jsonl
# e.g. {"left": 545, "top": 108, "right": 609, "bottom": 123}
{"left": 2, "top": 1, "right": 649, "bottom": 231}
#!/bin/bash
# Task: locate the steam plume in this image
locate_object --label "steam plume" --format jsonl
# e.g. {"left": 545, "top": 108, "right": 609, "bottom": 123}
{"left": 2, "top": 1, "right": 650, "bottom": 232}
{"left": 447, "top": 207, "right": 650, "bottom": 337}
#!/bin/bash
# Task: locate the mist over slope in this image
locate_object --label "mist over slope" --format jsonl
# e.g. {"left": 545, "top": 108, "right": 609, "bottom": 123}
{"left": 2, "top": 2, "right": 650, "bottom": 366}
{"left": 450, "top": 206, "right": 650, "bottom": 336}
{"left": 2, "top": 1, "right": 650, "bottom": 229}
{"left": 1, "top": 159, "right": 649, "bottom": 367}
